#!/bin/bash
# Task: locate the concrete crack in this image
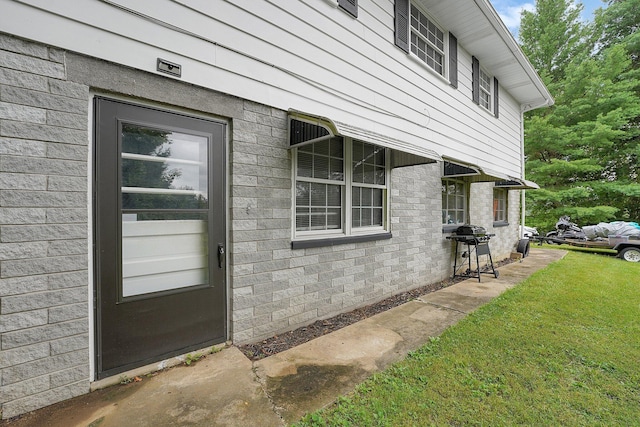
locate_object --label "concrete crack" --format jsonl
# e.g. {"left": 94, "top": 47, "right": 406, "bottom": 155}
{"left": 251, "top": 361, "right": 286, "bottom": 426}
{"left": 416, "top": 298, "right": 468, "bottom": 314}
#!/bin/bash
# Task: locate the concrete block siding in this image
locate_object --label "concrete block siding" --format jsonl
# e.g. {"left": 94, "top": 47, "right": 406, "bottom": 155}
{"left": 0, "top": 33, "right": 90, "bottom": 418}
{"left": 230, "top": 152, "right": 455, "bottom": 343}
{"left": 470, "top": 184, "right": 522, "bottom": 257}
{"left": 0, "top": 33, "right": 522, "bottom": 419}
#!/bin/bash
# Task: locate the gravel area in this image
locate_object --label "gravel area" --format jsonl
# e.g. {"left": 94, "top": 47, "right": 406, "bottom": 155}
{"left": 238, "top": 258, "right": 512, "bottom": 360}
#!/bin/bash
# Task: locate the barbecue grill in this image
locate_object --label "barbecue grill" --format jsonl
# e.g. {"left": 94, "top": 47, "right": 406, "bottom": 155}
{"left": 446, "top": 225, "right": 498, "bottom": 281}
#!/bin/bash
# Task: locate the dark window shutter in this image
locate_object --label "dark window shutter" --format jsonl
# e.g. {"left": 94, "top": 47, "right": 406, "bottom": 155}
{"left": 449, "top": 33, "right": 458, "bottom": 88}
{"left": 494, "top": 77, "right": 500, "bottom": 118}
{"left": 338, "top": 0, "right": 358, "bottom": 18}
{"left": 472, "top": 56, "right": 480, "bottom": 105}
{"left": 395, "top": 0, "right": 410, "bottom": 53}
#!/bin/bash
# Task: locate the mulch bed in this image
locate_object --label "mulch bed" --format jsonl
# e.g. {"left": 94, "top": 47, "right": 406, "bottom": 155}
{"left": 238, "top": 258, "right": 513, "bottom": 360}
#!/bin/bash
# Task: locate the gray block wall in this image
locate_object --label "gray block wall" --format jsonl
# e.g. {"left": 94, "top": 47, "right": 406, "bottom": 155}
{"left": 469, "top": 184, "right": 521, "bottom": 258}
{"left": 229, "top": 105, "right": 508, "bottom": 343}
{"left": 228, "top": 115, "right": 523, "bottom": 343}
{"left": 0, "top": 34, "right": 90, "bottom": 419}
{"left": 0, "top": 32, "right": 523, "bottom": 418}
{"left": 230, "top": 136, "right": 452, "bottom": 342}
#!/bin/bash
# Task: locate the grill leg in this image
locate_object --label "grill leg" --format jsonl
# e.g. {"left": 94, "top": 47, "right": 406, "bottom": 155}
{"left": 452, "top": 240, "right": 459, "bottom": 279}
{"left": 474, "top": 243, "right": 481, "bottom": 282}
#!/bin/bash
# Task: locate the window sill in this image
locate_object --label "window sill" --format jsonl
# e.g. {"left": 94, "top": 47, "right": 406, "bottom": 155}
{"left": 407, "top": 54, "right": 450, "bottom": 86}
{"left": 493, "top": 221, "right": 509, "bottom": 228}
{"left": 291, "top": 232, "right": 392, "bottom": 249}
{"left": 476, "top": 103, "right": 495, "bottom": 115}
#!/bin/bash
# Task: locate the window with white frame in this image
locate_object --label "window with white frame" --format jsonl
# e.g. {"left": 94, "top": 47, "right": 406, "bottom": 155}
{"left": 351, "top": 140, "right": 387, "bottom": 228}
{"left": 442, "top": 178, "right": 466, "bottom": 225}
{"left": 493, "top": 188, "right": 508, "bottom": 223}
{"left": 472, "top": 57, "right": 499, "bottom": 116}
{"left": 295, "top": 138, "right": 388, "bottom": 237}
{"left": 479, "top": 68, "right": 492, "bottom": 111}
{"left": 410, "top": 4, "right": 446, "bottom": 76}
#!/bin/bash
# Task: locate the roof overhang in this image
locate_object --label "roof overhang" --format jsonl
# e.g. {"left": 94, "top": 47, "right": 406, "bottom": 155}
{"left": 418, "top": 0, "right": 553, "bottom": 111}
{"left": 288, "top": 110, "right": 442, "bottom": 168}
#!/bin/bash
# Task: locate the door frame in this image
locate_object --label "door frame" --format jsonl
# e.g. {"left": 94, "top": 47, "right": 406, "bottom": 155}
{"left": 90, "top": 94, "right": 230, "bottom": 380}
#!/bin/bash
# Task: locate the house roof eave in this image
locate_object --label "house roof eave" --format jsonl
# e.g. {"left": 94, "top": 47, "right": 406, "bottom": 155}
{"left": 418, "top": 0, "right": 554, "bottom": 111}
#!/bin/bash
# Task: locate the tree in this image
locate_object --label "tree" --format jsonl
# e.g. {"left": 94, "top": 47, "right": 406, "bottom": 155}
{"left": 596, "top": 0, "right": 640, "bottom": 68}
{"left": 519, "top": 0, "right": 594, "bottom": 87}
{"left": 520, "top": 0, "right": 640, "bottom": 232}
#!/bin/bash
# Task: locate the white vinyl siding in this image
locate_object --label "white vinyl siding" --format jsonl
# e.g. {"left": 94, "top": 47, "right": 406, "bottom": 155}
{"left": 5, "top": 0, "right": 526, "bottom": 177}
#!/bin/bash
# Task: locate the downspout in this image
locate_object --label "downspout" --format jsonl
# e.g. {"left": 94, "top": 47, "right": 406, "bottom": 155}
{"left": 520, "top": 106, "right": 526, "bottom": 239}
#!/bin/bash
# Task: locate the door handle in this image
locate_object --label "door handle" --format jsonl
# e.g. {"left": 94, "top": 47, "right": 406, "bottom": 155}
{"left": 217, "top": 243, "right": 225, "bottom": 268}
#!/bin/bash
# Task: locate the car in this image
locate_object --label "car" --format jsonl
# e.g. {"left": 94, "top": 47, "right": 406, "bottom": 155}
{"left": 520, "top": 225, "right": 539, "bottom": 238}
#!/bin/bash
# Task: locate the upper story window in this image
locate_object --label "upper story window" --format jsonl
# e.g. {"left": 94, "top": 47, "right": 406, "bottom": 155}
{"left": 442, "top": 178, "right": 466, "bottom": 226}
{"left": 410, "top": 4, "right": 446, "bottom": 76}
{"left": 473, "top": 56, "right": 500, "bottom": 117}
{"left": 479, "top": 68, "right": 492, "bottom": 111}
{"left": 395, "top": 1, "right": 458, "bottom": 85}
{"left": 295, "top": 138, "right": 388, "bottom": 238}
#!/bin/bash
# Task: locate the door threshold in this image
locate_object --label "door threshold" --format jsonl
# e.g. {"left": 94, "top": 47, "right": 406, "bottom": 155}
{"left": 91, "top": 342, "right": 228, "bottom": 391}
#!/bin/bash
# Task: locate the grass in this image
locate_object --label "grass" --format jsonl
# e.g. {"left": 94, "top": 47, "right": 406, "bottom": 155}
{"left": 294, "top": 250, "right": 640, "bottom": 426}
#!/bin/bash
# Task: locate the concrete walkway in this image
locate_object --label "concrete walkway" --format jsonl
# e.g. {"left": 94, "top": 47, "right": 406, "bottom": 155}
{"left": 2, "top": 248, "right": 566, "bottom": 427}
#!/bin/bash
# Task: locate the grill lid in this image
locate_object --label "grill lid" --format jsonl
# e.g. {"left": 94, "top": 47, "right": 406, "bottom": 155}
{"left": 455, "top": 225, "right": 487, "bottom": 236}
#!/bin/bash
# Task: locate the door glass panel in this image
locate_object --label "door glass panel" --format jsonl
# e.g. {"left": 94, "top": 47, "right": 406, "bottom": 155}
{"left": 121, "top": 124, "right": 208, "bottom": 209}
{"left": 121, "top": 213, "right": 209, "bottom": 297}
{"left": 120, "top": 123, "right": 210, "bottom": 298}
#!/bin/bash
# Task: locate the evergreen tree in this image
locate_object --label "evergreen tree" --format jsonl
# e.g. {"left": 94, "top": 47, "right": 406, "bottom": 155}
{"left": 520, "top": 0, "right": 640, "bottom": 231}
{"left": 597, "top": 0, "right": 640, "bottom": 68}
{"left": 519, "top": 0, "right": 593, "bottom": 87}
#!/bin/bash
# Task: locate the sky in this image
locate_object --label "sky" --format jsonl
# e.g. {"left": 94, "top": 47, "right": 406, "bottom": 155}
{"left": 491, "top": 0, "right": 607, "bottom": 36}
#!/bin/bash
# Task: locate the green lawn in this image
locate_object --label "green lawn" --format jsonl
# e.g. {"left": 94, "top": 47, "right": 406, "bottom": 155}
{"left": 295, "top": 250, "right": 640, "bottom": 426}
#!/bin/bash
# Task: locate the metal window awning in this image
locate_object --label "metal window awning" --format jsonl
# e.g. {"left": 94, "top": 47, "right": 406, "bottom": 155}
{"left": 443, "top": 160, "right": 539, "bottom": 189}
{"left": 494, "top": 179, "right": 540, "bottom": 190}
{"left": 443, "top": 160, "right": 509, "bottom": 182}
{"left": 288, "top": 110, "right": 442, "bottom": 168}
